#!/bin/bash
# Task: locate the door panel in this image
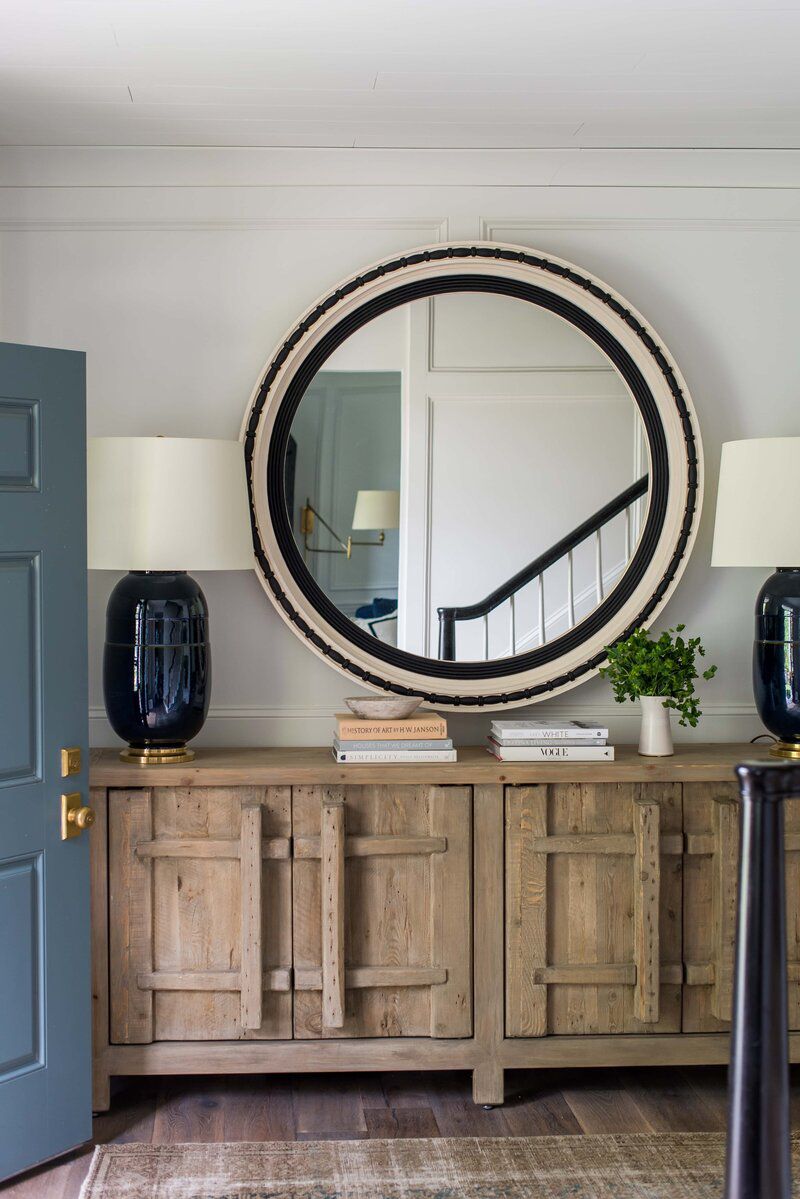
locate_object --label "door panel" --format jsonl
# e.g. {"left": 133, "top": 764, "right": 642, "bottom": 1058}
{"left": 108, "top": 786, "right": 293, "bottom": 1041}
{"left": 682, "top": 783, "right": 800, "bottom": 1031}
{"left": 0, "top": 855, "right": 43, "bottom": 1080}
{"left": 0, "top": 342, "right": 89, "bottom": 1181}
{"left": 292, "top": 784, "right": 471, "bottom": 1039}
{"left": 505, "top": 782, "right": 683, "bottom": 1036}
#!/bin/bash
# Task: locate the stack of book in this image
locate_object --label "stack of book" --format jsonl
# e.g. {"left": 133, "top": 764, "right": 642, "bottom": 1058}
{"left": 333, "top": 711, "right": 456, "bottom": 763}
{"left": 487, "top": 718, "right": 614, "bottom": 761}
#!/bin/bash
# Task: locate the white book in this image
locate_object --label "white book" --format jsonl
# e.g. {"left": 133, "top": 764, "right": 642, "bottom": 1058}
{"left": 490, "top": 719, "right": 609, "bottom": 741}
{"left": 333, "top": 748, "right": 458, "bottom": 763}
{"left": 489, "top": 736, "right": 606, "bottom": 748}
{"left": 487, "top": 742, "right": 615, "bottom": 762}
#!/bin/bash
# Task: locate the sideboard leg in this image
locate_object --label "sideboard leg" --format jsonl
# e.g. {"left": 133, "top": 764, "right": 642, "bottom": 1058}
{"left": 472, "top": 1061, "right": 504, "bottom": 1107}
{"left": 724, "top": 762, "right": 794, "bottom": 1199}
{"left": 92, "top": 1063, "right": 111, "bottom": 1113}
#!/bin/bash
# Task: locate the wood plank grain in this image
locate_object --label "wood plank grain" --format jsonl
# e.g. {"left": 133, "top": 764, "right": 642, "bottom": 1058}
{"left": 239, "top": 803, "right": 263, "bottom": 1029}
{"left": 506, "top": 785, "right": 548, "bottom": 1038}
{"left": 109, "top": 788, "right": 154, "bottom": 1044}
{"left": 711, "top": 796, "right": 739, "bottom": 1022}
{"left": 294, "top": 966, "right": 446, "bottom": 991}
{"left": 137, "top": 968, "right": 291, "bottom": 993}
{"left": 135, "top": 836, "right": 290, "bottom": 860}
{"left": 90, "top": 743, "right": 774, "bottom": 788}
{"left": 294, "top": 834, "right": 446, "bottom": 859}
{"left": 321, "top": 788, "right": 346, "bottom": 1031}
{"left": 633, "top": 800, "right": 661, "bottom": 1023}
{"left": 472, "top": 783, "right": 505, "bottom": 1105}
{"left": 429, "top": 785, "right": 472, "bottom": 1038}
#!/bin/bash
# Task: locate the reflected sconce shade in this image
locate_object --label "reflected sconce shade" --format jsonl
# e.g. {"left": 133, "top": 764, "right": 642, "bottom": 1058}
{"left": 351, "top": 489, "right": 400, "bottom": 531}
{"left": 300, "top": 488, "right": 399, "bottom": 559}
{"left": 88, "top": 437, "right": 253, "bottom": 765}
{"left": 712, "top": 437, "right": 800, "bottom": 758}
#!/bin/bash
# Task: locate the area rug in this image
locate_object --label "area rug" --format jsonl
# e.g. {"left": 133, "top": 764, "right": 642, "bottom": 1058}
{"left": 78, "top": 1132, "right": 800, "bottom": 1198}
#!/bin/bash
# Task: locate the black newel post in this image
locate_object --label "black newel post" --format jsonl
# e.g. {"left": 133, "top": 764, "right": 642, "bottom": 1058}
{"left": 438, "top": 608, "right": 456, "bottom": 661}
{"left": 724, "top": 761, "right": 797, "bottom": 1199}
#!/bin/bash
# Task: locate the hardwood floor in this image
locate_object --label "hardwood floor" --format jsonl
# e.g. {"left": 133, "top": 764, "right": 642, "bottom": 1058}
{"left": 5, "top": 1067, "right": 800, "bottom": 1197}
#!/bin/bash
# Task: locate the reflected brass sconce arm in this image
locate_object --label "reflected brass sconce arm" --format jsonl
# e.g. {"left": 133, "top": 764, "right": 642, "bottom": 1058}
{"left": 300, "top": 499, "right": 386, "bottom": 559}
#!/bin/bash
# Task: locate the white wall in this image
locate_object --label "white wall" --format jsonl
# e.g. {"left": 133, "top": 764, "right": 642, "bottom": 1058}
{"left": 1, "top": 146, "right": 799, "bottom": 747}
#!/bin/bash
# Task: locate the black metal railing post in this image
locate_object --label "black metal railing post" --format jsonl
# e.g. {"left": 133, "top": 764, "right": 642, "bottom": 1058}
{"left": 725, "top": 760, "right": 796, "bottom": 1199}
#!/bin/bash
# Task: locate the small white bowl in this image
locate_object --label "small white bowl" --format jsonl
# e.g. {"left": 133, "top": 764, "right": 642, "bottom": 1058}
{"left": 344, "top": 696, "right": 422, "bottom": 720}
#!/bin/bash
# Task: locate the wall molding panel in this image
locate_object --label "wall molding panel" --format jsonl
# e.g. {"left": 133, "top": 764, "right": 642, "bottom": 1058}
{"left": 1, "top": 145, "right": 795, "bottom": 746}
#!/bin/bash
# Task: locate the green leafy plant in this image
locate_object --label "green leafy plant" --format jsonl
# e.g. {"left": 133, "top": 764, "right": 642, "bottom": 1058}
{"left": 599, "top": 624, "right": 717, "bottom": 727}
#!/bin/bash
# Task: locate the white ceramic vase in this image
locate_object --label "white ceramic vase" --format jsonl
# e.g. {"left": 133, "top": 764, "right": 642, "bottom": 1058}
{"left": 638, "top": 695, "right": 674, "bottom": 757}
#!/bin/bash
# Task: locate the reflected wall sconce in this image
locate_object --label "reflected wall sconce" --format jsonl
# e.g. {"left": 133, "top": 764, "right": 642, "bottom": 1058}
{"left": 301, "top": 489, "right": 400, "bottom": 559}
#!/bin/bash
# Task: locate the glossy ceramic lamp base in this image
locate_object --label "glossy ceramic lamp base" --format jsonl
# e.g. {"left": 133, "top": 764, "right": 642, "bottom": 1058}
{"left": 753, "top": 568, "right": 800, "bottom": 761}
{"left": 103, "top": 571, "right": 211, "bottom": 765}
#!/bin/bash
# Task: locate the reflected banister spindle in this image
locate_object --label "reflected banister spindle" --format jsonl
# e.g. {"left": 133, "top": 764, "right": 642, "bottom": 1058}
{"left": 595, "top": 530, "right": 604, "bottom": 603}
{"left": 483, "top": 614, "right": 489, "bottom": 660}
{"left": 538, "top": 575, "right": 546, "bottom": 646}
{"left": 624, "top": 508, "right": 631, "bottom": 563}
{"left": 509, "top": 593, "right": 516, "bottom": 655}
{"left": 567, "top": 550, "right": 575, "bottom": 629}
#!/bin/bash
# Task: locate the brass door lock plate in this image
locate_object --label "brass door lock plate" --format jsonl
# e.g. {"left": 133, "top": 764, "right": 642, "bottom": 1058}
{"left": 61, "top": 747, "right": 82, "bottom": 777}
{"left": 61, "top": 792, "right": 95, "bottom": 840}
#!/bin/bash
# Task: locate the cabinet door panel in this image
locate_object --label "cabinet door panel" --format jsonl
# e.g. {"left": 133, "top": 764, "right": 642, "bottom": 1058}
{"left": 292, "top": 784, "right": 471, "bottom": 1039}
{"left": 682, "top": 783, "right": 800, "bottom": 1031}
{"left": 109, "top": 786, "right": 292, "bottom": 1042}
{"left": 506, "top": 782, "right": 682, "bottom": 1036}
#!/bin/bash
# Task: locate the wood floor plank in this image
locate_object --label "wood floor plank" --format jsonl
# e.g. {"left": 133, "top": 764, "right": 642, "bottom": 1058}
{"left": 291, "top": 1074, "right": 367, "bottom": 1137}
{"left": 11, "top": 1065, "right": 800, "bottom": 1199}
{"left": 380, "top": 1072, "right": 438, "bottom": 1110}
{"left": 363, "top": 1107, "right": 441, "bottom": 1138}
{"left": 222, "top": 1076, "right": 295, "bottom": 1142}
{"left": 622, "top": 1067, "right": 728, "bottom": 1133}
{"left": 427, "top": 1073, "right": 512, "bottom": 1137}
{"left": 502, "top": 1073, "right": 585, "bottom": 1137}
{"left": 556, "top": 1068, "right": 657, "bottom": 1134}
{"left": 151, "top": 1078, "right": 227, "bottom": 1144}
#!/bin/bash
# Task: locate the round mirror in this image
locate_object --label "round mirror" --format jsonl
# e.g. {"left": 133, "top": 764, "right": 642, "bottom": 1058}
{"left": 243, "top": 244, "right": 702, "bottom": 708}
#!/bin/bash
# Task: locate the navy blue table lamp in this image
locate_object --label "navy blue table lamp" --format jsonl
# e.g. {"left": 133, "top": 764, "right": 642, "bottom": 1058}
{"left": 88, "top": 437, "right": 253, "bottom": 764}
{"left": 712, "top": 438, "right": 800, "bottom": 759}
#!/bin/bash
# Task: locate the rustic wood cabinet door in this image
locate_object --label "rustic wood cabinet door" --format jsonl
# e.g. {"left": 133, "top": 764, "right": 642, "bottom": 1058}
{"left": 292, "top": 784, "right": 472, "bottom": 1039}
{"left": 109, "top": 786, "right": 292, "bottom": 1042}
{"left": 505, "top": 782, "right": 683, "bottom": 1036}
{"left": 682, "top": 783, "right": 800, "bottom": 1031}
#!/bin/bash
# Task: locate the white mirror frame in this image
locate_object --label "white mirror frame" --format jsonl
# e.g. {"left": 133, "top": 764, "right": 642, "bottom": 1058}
{"left": 242, "top": 242, "right": 703, "bottom": 710}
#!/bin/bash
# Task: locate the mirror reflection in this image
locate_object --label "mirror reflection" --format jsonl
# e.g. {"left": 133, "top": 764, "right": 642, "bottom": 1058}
{"left": 283, "top": 291, "right": 649, "bottom": 663}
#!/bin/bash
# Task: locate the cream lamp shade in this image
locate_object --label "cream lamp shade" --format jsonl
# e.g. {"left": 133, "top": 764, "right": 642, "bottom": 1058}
{"left": 711, "top": 438, "right": 800, "bottom": 568}
{"left": 351, "top": 489, "right": 400, "bottom": 531}
{"left": 88, "top": 437, "right": 254, "bottom": 571}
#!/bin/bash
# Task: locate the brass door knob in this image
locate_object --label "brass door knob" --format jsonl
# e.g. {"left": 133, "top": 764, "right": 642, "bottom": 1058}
{"left": 61, "top": 792, "right": 95, "bottom": 840}
{"left": 69, "top": 805, "right": 95, "bottom": 831}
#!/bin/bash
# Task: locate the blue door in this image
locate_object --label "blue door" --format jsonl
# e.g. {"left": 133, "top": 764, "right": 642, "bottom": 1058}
{"left": 0, "top": 342, "right": 90, "bottom": 1181}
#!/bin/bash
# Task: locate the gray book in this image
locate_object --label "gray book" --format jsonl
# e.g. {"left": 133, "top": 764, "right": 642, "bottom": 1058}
{"left": 334, "top": 737, "right": 454, "bottom": 752}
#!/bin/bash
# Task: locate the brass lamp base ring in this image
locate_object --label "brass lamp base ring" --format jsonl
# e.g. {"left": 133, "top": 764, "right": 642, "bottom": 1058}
{"left": 769, "top": 741, "right": 800, "bottom": 761}
{"left": 120, "top": 745, "right": 195, "bottom": 766}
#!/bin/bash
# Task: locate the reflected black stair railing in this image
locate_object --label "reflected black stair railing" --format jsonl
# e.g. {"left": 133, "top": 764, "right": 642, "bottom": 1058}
{"left": 437, "top": 474, "right": 649, "bottom": 661}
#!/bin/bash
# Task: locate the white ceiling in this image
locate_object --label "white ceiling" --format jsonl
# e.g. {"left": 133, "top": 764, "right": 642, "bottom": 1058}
{"left": 1, "top": 0, "right": 799, "bottom": 149}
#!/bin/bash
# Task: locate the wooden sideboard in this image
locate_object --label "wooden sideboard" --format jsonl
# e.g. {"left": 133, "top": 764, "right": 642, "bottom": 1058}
{"left": 88, "top": 743, "right": 800, "bottom": 1111}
